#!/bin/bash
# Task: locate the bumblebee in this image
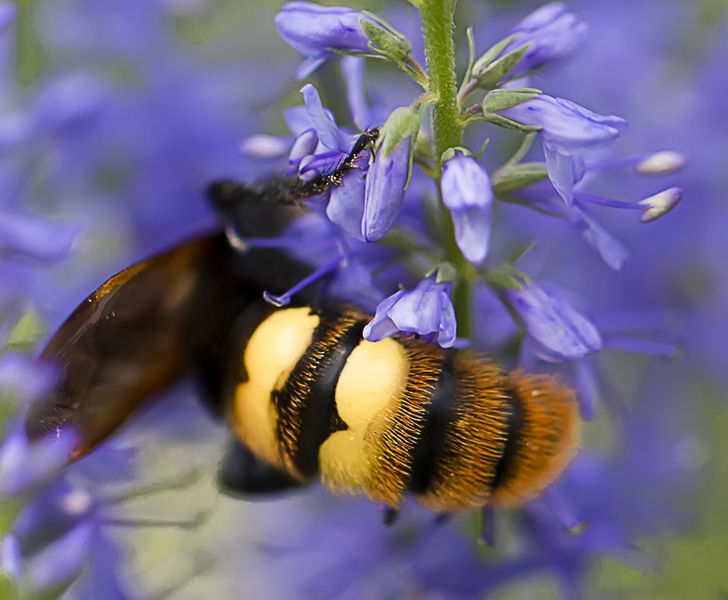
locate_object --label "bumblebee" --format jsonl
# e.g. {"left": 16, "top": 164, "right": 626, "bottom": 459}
{"left": 23, "top": 131, "right": 579, "bottom": 519}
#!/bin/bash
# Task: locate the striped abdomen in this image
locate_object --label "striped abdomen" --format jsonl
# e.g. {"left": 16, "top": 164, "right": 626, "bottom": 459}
{"left": 228, "top": 305, "right": 580, "bottom": 513}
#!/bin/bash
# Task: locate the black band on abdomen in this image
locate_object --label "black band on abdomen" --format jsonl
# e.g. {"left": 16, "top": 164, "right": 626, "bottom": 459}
{"left": 490, "top": 386, "right": 522, "bottom": 491}
{"left": 407, "top": 351, "right": 457, "bottom": 495}
{"left": 273, "top": 310, "right": 367, "bottom": 478}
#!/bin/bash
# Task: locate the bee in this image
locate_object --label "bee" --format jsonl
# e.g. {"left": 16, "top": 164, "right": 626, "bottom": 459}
{"left": 22, "top": 129, "right": 579, "bottom": 521}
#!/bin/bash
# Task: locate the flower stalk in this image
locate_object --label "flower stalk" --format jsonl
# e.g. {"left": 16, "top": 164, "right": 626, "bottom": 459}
{"left": 417, "top": 0, "right": 462, "bottom": 160}
{"left": 415, "top": 0, "right": 476, "bottom": 337}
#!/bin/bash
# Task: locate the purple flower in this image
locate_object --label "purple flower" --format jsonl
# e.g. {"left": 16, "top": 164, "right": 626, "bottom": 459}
{"left": 275, "top": 2, "right": 374, "bottom": 79}
{"left": 496, "top": 95, "right": 627, "bottom": 204}
{"left": 364, "top": 276, "right": 457, "bottom": 348}
{"left": 0, "top": 213, "right": 79, "bottom": 263}
{"left": 2, "top": 475, "right": 125, "bottom": 597}
{"left": 300, "top": 83, "right": 351, "bottom": 154}
{"left": 0, "top": 426, "right": 79, "bottom": 496}
{"left": 0, "top": 534, "right": 21, "bottom": 579}
{"left": 441, "top": 150, "right": 493, "bottom": 264}
{"left": 506, "top": 284, "right": 602, "bottom": 362}
{"left": 0, "top": 354, "right": 58, "bottom": 407}
{"left": 326, "top": 168, "right": 367, "bottom": 240}
{"left": 503, "top": 2, "right": 587, "bottom": 78}
{"left": 341, "top": 56, "right": 370, "bottom": 130}
{"left": 362, "top": 134, "right": 410, "bottom": 242}
{"left": 287, "top": 127, "right": 319, "bottom": 175}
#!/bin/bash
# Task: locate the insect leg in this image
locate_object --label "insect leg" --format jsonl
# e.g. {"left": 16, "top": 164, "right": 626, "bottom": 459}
{"left": 217, "top": 438, "right": 304, "bottom": 497}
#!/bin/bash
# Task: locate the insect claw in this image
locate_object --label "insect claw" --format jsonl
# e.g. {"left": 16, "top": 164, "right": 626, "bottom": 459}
{"left": 382, "top": 506, "right": 400, "bottom": 527}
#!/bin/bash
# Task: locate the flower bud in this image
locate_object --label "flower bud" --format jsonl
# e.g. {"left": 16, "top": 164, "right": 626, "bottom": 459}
{"left": 505, "top": 284, "right": 602, "bottom": 362}
{"left": 503, "top": 2, "right": 587, "bottom": 77}
{"left": 359, "top": 106, "right": 419, "bottom": 242}
{"left": 362, "top": 137, "right": 410, "bottom": 242}
{"left": 441, "top": 150, "right": 493, "bottom": 264}
{"left": 25, "top": 521, "right": 95, "bottom": 592}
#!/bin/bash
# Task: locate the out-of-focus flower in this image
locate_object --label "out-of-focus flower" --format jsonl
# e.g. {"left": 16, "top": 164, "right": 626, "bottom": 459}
{"left": 496, "top": 147, "right": 684, "bottom": 270}
{"left": 505, "top": 284, "right": 602, "bottom": 362}
{"left": 275, "top": 2, "right": 374, "bottom": 78}
{"left": 441, "top": 150, "right": 493, "bottom": 264}
{"left": 0, "top": 426, "right": 79, "bottom": 496}
{"left": 502, "top": 2, "right": 588, "bottom": 78}
{"left": 496, "top": 94, "right": 628, "bottom": 204}
{"left": 2, "top": 465, "right": 132, "bottom": 598}
{"left": 0, "top": 213, "right": 79, "bottom": 263}
{"left": 364, "top": 276, "right": 457, "bottom": 347}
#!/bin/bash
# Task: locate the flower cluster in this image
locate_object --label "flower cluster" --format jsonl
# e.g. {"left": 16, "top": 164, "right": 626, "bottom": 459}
{"left": 0, "top": 0, "right": 716, "bottom": 599}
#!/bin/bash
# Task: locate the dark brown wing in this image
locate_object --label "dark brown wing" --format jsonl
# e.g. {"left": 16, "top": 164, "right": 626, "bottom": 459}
{"left": 24, "top": 232, "right": 259, "bottom": 459}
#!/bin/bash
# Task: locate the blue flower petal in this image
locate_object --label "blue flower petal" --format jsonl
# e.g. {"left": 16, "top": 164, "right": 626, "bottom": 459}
{"left": 341, "top": 56, "right": 371, "bottom": 130}
{"left": 451, "top": 206, "right": 491, "bottom": 264}
{"left": 504, "top": 2, "right": 588, "bottom": 77}
{"left": 544, "top": 145, "right": 585, "bottom": 204}
{"left": 362, "top": 137, "right": 410, "bottom": 242}
{"left": 441, "top": 151, "right": 493, "bottom": 263}
{"left": 0, "top": 426, "right": 78, "bottom": 496}
{"left": 1, "top": 534, "right": 22, "bottom": 580}
{"left": 301, "top": 83, "right": 350, "bottom": 153}
{"left": 507, "top": 285, "right": 602, "bottom": 362}
{"left": 363, "top": 290, "right": 404, "bottom": 342}
{"left": 25, "top": 521, "right": 96, "bottom": 592}
{"left": 326, "top": 170, "right": 366, "bottom": 241}
{"left": 569, "top": 203, "right": 629, "bottom": 270}
{"left": 276, "top": 3, "right": 372, "bottom": 77}
{"left": 0, "top": 354, "right": 58, "bottom": 406}
{"left": 287, "top": 128, "right": 319, "bottom": 174}
{"left": 497, "top": 95, "right": 627, "bottom": 204}
{"left": 364, "top": 277, "right": 457, "bottom": 348}
{"left": 0, "top": 213, "right": 79, "bottom": 263}
{"left": 296, "top": 54, "right": 330, "bottom": 80}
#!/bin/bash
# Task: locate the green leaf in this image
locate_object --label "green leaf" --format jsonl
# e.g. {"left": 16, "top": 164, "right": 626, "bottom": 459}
{"left": 473, "top": 44, "right": 529, "bottom": 89}
{"left": 379, "top": 105, "right": 422, "bottom": 157}
{"left": 477, "top": 113, "right": 542, "bottom": 134}
{"left": 482, "top": 88, "right": 541, "bottom": 112}
{"left": 471, "top": 34, "right": 519, "bottom": 76}
{"left": 483, "top": 265, "right": 531, "bottom": 290}
{"left": 492, "top": 162, "right": 549, "bottom": 195}
{"left": 360, "top": 17, "right": 412, "bottom": 65}
{"left": 435, "top": 262, "right": 458, "bottom": 284}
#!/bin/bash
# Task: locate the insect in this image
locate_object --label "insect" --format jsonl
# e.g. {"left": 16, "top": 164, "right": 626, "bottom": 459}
{"left": 22, "top": 129, "right": 579, "bottom": 522}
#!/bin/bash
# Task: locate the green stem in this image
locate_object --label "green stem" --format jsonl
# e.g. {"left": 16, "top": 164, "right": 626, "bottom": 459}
{"left": 417, "top": 0, "right": 473, "bottom": 338}
{"left": 418, "top": 0, "right": 463, "bottom": 160}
